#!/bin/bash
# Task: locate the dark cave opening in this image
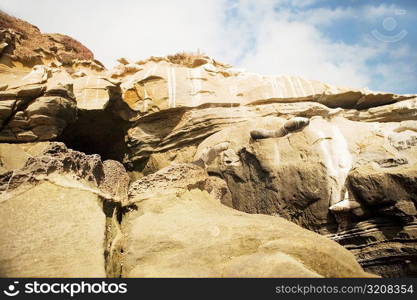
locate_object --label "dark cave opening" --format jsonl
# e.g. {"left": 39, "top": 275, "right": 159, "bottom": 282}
{"left": 58, "top": 109, "right": 130, "bottom": 163}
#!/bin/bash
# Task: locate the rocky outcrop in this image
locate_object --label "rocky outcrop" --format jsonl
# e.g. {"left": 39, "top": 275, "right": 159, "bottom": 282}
{"left": 0, "top": 143, "right": 373, "bottom": 278}
{"left": 329, "top": 164, "right": 417, "bottom": 277}
{"left": 0, "top": 11, "right": 93, "bottom": 66}
{"left": 0, "top": 65, "right": 77, "bottom": 142}
{"left": 190, "top": 115, "right": 417, "bottom": 277}
{"left": 110, "top": 54, "right": 413, "bottom": 114}
{"left": 121, "top": 97, "right": 417, "bottom": 277}
{"left": 0, "top": 142, "right": 125, "bottom": 277}
{"left": 120, "top": 163, "right": 372, "bottom": 278}
{"left": 1, "top": 15, "right": 417, "bottom": 278}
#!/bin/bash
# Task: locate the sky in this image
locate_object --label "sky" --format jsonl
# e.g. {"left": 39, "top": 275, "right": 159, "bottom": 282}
{"left": 1, "top": 0, "right": 416, "bottom": 94}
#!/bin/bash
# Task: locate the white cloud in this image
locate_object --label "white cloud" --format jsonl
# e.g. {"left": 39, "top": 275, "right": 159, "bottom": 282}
{"left": 0, "top": 0, "right": 415, "bottom": 93}
{"left": 237, "top": 20, "right": 373, "bottom": 88}
{"left": 226, "top": 1, "right": 377, "bottom": 87}
{"left": 227, "top": 1, "right": 415, "bottom": 91}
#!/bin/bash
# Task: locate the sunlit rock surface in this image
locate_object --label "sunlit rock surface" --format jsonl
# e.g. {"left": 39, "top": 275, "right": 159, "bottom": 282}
{"left": 121, "top": 164, "right": 372, "bottom": 278}
{"left": 111, "top": 55, "right": 413, "bottom": 113}
{"left": 0, "top": 143, "right": 126, "bottom": 277}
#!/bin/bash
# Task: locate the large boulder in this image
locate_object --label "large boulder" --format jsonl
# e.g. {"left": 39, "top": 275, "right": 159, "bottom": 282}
{"left": 191, "top": 115, "right": 417, "bottom": 276}
{"left": 0, "top": 65, "right": 78, "bottom": 142}
{"left": 330, "top": 163, "right": 417, "bottom": 277}
{"left": 120, "top": 163, "right": 373, "bottom": 278}
{"left": 72, "top": 75, "right": 121, "bottom": 110}
{"left": 0, "top": 142, "right": 128, "bottom": 277}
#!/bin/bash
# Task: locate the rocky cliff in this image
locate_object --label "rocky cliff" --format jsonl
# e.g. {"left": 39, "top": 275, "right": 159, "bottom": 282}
{"left": 1, "top": 14, "right": 416, "bottom": 278}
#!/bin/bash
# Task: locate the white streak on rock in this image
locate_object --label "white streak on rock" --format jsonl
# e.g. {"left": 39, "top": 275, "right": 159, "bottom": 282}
{"left": 190, "top": 67, "right": 202, "bottom": 106}
{"left": 143, "top": 64, "right": 157, "bottom": 80}
{"left": 329, "top": 198, "right": 361, "bottom": 212}
{"left": 269, "top": 76, "right": 278, "bottom": 98}
{"left": 171, "top": 67, "right": 177, "bottom": 108}
{"left": 95, "top": 78, "right": 99, "bottom": 102}
{"left": 295, "top": 77, "right": 306, "bottom": 97}
{"left": 274, "top": 77, "right": 284, "bottom": 98}
{"left": 311, "top": 120, "right": 352, "bottom": 206}
{"left": 306, "top": 79, "right": 316, "bottom": 96}
{"left": 285, "top": 75, "right": 296, "bottom": 97}
{"left": 167, "top": 67, "right": 173, "bottom": 108}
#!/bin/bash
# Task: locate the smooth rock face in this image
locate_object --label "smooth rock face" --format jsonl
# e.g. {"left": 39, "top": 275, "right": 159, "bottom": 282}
{"left": 193, "top": 116, "right": 351, "bottom": 230}
{"left": 0, "top": 181, "right": 106, "bottom": 277}
{"left": 112, "top": 56, "right": 412, "bottom": 112}
{"left": 72, "top": 75, "right": 120, "bottom": 110}
{"left": 0, "top": 143, "right": 125, "bottom": 277}
{"left": 0, "top": 142, "right": 50, "bottom": 172}
{"left": 191, "top": 115, "right": 417, "bottom": 276}
{"left": 122, "top": 164, "right": 372, "bottom": 278}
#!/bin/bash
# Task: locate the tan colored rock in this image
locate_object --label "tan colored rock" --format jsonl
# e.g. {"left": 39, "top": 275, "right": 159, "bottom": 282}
{"left": 121, "top": 164, "right": 373, "bottom": 278}
{"left": 0, "top": 143, "right": 129, "bottom": 277}
{"left": 109, "top": 55, "right": 415, "bottom": 114}
{"left": 345, "top": 97, "right": 417, "bottom": 122}
{"left": 2, "top": 13, "right": 417, "bottom": 278}
{"left": 348, "top": 163, "right": 417, "bottom": 208}
{"left": 0, "top": 142, "right": 51, "bottom": 173}
{"left": 190, "top": 115, "right": 417, "bottom": 276}
{"left": 0, "top": 181, "right": 107, "bottom": 277}
{"left": 0, "top": 12, "right": 94, "bottom": 66}
{"left": 124, "top": 96, "right": 417, "bottom": 175}
{"left": 72, "top": 75, "right": 119, "bottom": 110}
{"left": 0, "top": 67, "right": 78, "bottom": 142}
{"left": 124, "top": 101, "right": 340, "bottom": 172}
{"left": 0, "top": 95, "right": 77, "bottom": 142}
{"left": 101, "top": 160, "right": 130, "bottom": 205}
{"left": 192, "top": 116, "right": 348, "bottom": 230}
{"left": 330, "top": 162, "right": 417, "bottom": 277}
{"left": 2, "top": 96, "right": 77, "bottom": 142}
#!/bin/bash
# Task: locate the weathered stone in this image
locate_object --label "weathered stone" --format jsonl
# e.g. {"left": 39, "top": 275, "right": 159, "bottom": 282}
{"left": 121, "top": 164, "right": 373, "bottom": 278}
{"left": 113, "top": 57, "right": 413, "bottom": 113}
{"left": 0, "top": 95, "right": 77, "bottom": 142}
{"left": 0, "top": 142, "right": 128, "bottom": 277}
{"left": 1, "top": 13, "right": 417, "bottom": 279}
{"left": 0, "top": 142, "right": 51, "bottom": 173}
{"left": 188, "top": 115, "right": 417, "bottom": 277}
{"left": 72, "top": 75, "right": 119, "bottom": 110}
{"left": 348, "top": 164, "right": 417, "bottom": 207}
{"left": 0, "top": 12, "right": 94, "bottom": 66}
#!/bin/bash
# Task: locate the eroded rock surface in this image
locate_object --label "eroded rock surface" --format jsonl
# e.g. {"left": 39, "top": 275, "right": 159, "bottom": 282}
{"left": 111, "top": 54, "right": 413, "bottom": 113}
{"left": 120, "top": 164, "right": 372, "bottom": 278}
{"left": 0, "top": 142, "right": 126, "bottom": 277}
{"left": 191, "top": 116, "right": 417, "bottom": 277}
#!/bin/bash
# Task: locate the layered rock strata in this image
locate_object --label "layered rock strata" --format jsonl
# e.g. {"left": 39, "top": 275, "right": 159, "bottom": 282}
{"left": 1, "top": 13, "right": 417, "bottom": 277}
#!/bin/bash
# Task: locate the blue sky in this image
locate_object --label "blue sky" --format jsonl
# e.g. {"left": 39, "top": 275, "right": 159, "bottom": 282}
{"left": 1, "top": 0, "right": 416, "bottom": 94}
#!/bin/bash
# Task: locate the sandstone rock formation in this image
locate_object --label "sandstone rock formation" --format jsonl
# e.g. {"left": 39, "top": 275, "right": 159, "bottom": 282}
{"left": 1, "top": 14, "right": 416, "bottom": 278}
{"left": 110, "top": 53, "right": 413, "bottom": 113}
{"left": 0, "top": 11, "right": 93, "bottom": 67}
{"left": 120, "top": 164, "right": 371, "bottom": 278}
{"left": 0, "top": 142, "right": 125, "bottom": 277}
